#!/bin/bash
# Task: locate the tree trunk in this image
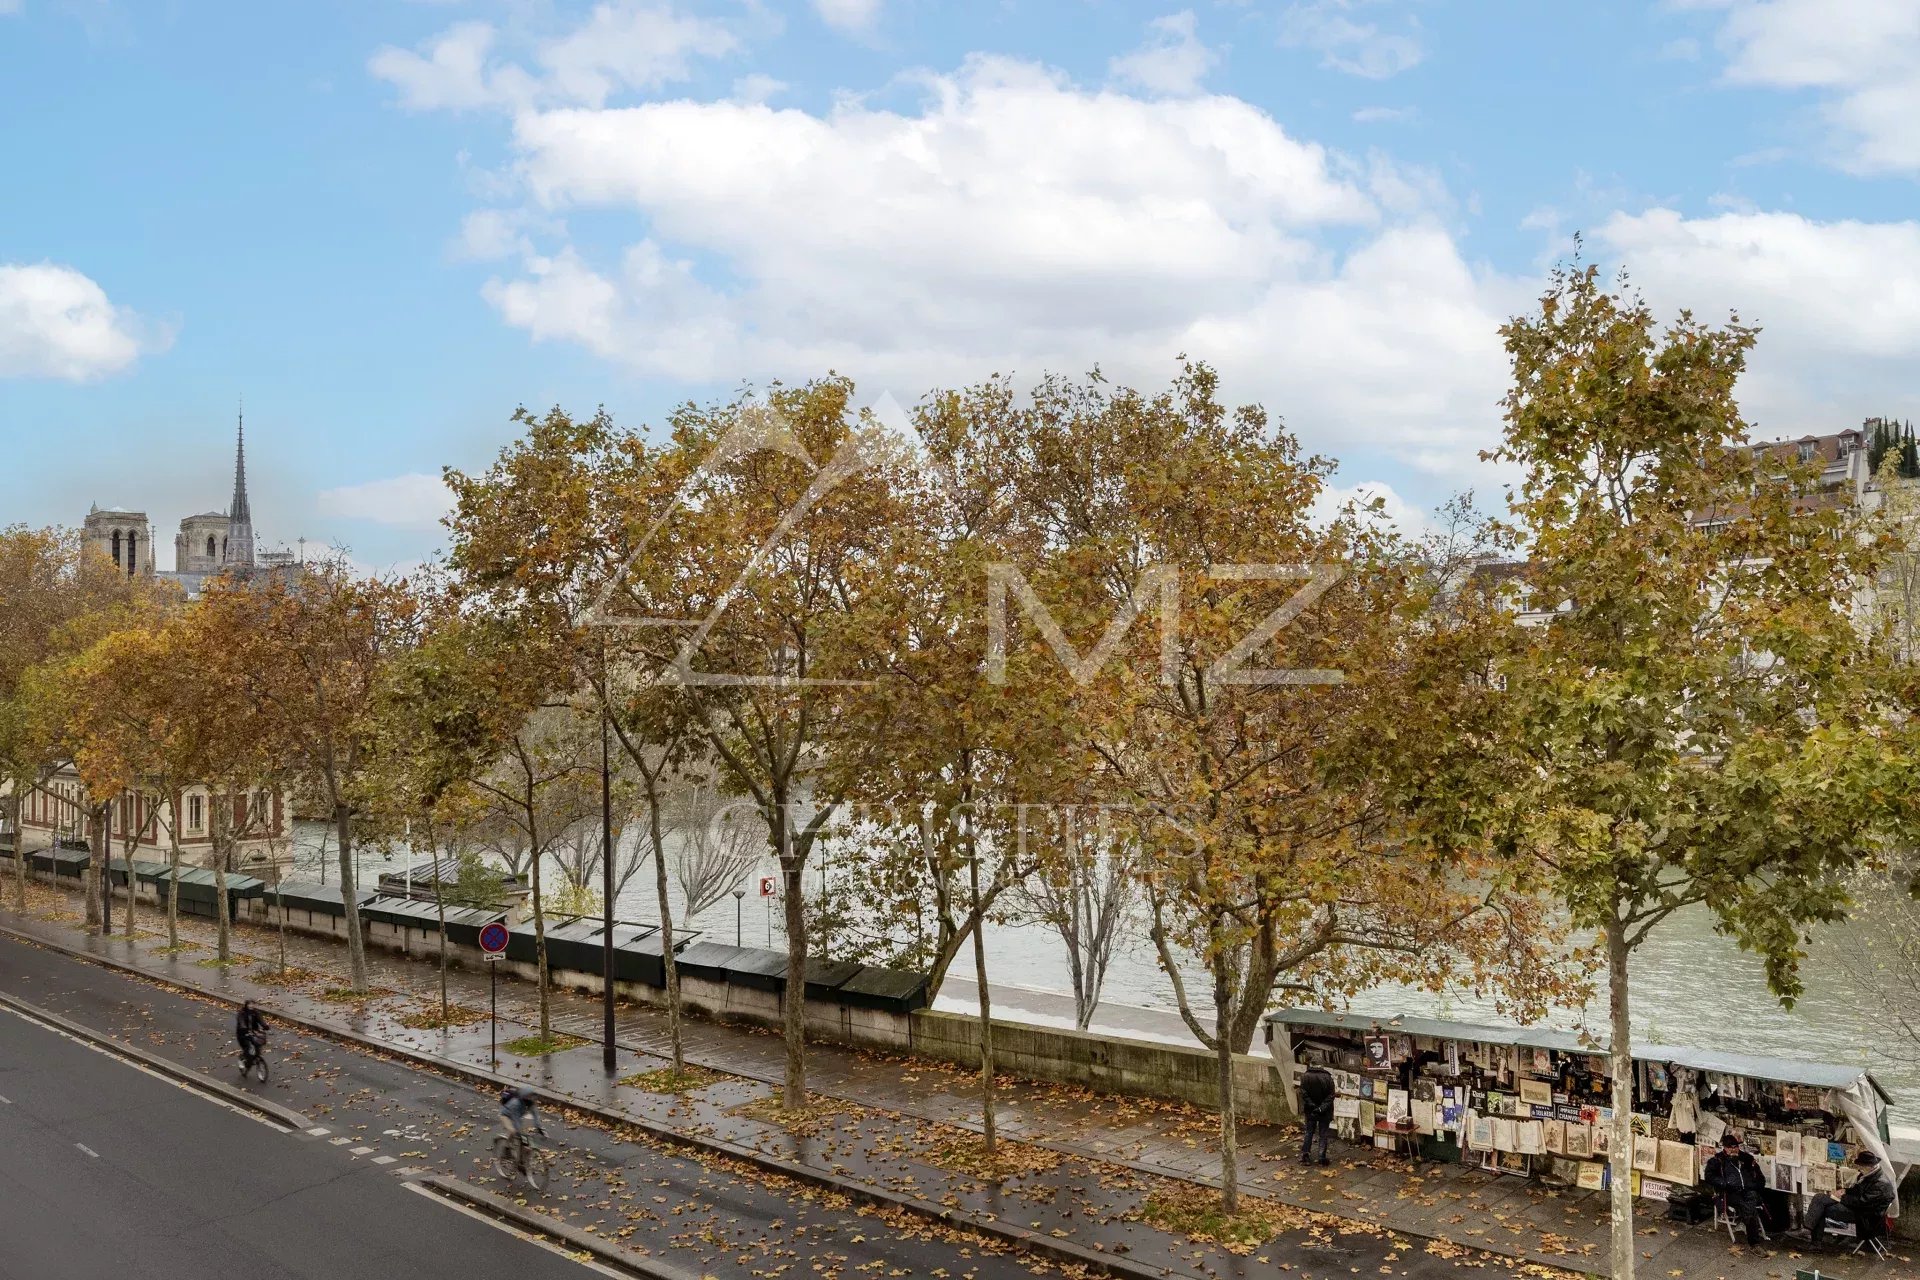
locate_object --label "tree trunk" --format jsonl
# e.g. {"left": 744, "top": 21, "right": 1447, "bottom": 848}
{"left": 432, "top": 828, "right": 449, "bottom": 1027}
{"left": 1606, "top": 919, "right": 1636, "bottom": 1280}
{"left": 1214, "top": 964, "right": 1239, "bottom": 1214}
{"left": 968, "top": 829, "right": 996, "bottom": 1157}
{"left": 120, "top": 799, "right": 145, "bottom": 941}
{"left": 165, "top": 807, "right": 181, "bottom": 951}
{"left": 335, "top": 802, "right": 368, "bottom": 991}
{"left": 9, "top": 790, "right": 24, "bottom": 912}
{"left": 530, "top": 815, "right": 551, "bottom": 1044}
{"left": 648, "top": 781, "right": 684, "bottom": 1076}
{"left": 779, "top": 804, "right": 807, "bottom": 1109}
{"left": 213, "top": 843, "right": 231, "bottom": 964}
{"left": 84, "top": 806, "right": 103, "bottom": 933}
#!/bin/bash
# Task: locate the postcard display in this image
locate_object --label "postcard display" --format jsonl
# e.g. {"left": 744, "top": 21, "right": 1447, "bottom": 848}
{"left": 1287, "top": 1031, "right": 1876, "bottom": 1203}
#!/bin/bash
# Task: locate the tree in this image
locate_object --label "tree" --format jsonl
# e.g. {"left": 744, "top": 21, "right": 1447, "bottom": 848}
{"left": 672, "top": 780, "right": 762, "bottom": 927}
{"left": 988, "top": 366, "right": 1566, "bottom": 1212}
{"left": 194, "top": 563, "right": 428, "bottom": 991}
{"left": 1008, "top": 806, "right": 1139, "bottom": 1030}
{"left": 0, "top": 526, "right": 168, "bottom": 920}
{"left": 1406, "top": 263, "right": 1915, "bottom": 1280}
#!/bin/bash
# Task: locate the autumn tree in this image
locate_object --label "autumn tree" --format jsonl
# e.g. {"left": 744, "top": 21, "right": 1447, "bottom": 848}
{"left": 988, "top": 366, "right": 1566, "bottom": 1212}
{"left": 193, "top": 563, "right": 428, "bottom": 991}
{"left": 1396, "top": 264, "right": 1915, "bottom": 1280}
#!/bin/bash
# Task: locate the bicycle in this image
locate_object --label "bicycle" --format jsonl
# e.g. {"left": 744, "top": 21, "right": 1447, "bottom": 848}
{"left": 238, "top": 1036, "right": 269, "bottom": 1084}
{"left": 491, "top": 1128, "right": 550, "bottom": 1192}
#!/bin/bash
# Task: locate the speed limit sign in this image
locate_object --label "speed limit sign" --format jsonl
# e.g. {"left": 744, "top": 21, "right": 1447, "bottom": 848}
{"left": 758, "top": 875, "right": 777, "bottom": 898}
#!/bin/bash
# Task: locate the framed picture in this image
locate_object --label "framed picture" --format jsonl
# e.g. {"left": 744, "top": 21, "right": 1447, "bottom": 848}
{"left": 1496, "top": 1150, "right": 1530, "bottom": 1177}
{"left": 1592, "top": 1124, "right": 1612, "bottom": 1156}
{"left": 1770, "top": 1158, "right": 1797, "bottom": 1193}
{"left": 1566, "top": 1125, "right": 1592, "bottom": 1158}
{"left": 1334, "top": 1097, "right": 1361, "bottom": 1119}
{"left": 1363, "top": 1036, "right": 1392, "bottom": 1071}
{"left": 1632, "top": 1134, "right": 1659, "bottom": 1173}
{"left": 1386, "top": 1089, "right": 1411, "bottom": 1126}
{"left": 1576, "top": 1161, "right": 1606, "bottom": 1191}
{"left": 1808, "top": 1162, "right": 1838, "bottom": 1194}
{"left": 1543, "top": 1120, "right": 1566, "bottom": 1154}
{"left": 1519, "top": 1079, "right": 1553, "bottom": 1107}
{"left": 1775, "top": 1131, "right": 1802, "bottom": 1166}
{"left": 1656, "top": 1140, "right": 1696, "bottom": 1186}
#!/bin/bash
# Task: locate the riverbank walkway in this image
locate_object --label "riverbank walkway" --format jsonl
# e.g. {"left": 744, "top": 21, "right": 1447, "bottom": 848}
{"left": 3, "top": 881, "right": 1909, "bottom": 1280}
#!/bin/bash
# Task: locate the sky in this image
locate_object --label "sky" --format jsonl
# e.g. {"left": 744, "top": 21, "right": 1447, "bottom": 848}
{"left": 3, "top": 0, "right": 1918, "bottom": 571}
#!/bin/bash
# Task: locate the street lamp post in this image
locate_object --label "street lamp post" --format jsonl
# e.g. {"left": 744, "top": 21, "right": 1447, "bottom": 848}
{"left": 733, "top": 888, "right": 744, "bottom": 947}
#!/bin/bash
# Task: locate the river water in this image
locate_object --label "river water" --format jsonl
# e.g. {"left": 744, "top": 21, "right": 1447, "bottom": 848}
{"left": 286, "top": 824, "right": 1920, "bottom": 1105}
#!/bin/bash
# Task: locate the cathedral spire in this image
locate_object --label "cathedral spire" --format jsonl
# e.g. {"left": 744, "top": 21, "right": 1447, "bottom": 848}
{"left": 225, "top": 401, "right": 257, "bottom": 568}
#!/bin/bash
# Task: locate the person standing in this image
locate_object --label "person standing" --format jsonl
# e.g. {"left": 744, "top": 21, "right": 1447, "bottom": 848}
{"left": 1703, "top": 1132, "right": 1768, "bottom": 1246}
{"left": 1298, "top": 1063, "right": 1335, "bottom": 1166}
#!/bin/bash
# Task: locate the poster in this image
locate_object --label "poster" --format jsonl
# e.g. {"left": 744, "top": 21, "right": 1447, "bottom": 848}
{"left": 1592, "top": 1124, "right": 1612, "bottom": 1156}
{"left": 1364, "top": 1036, "right": 1392, "bottom": 1071}
{"left": 1774, "top": 1131, "right": 1801, "bottom": 1166}
{"left": 1469, "top": 1113, "right": 1494, "bottom": 1150}
{"left": 1543, "top": 1120, "right": 1566, "bottom": 1154}
{"left": 1770, "top": 1158, "right": 1797, "bottom": 1193}
{"left": 1565, "top": 1125, "right": 1592, "bottom": 1158}
{"left": 1413, "top": 1100, "right": 1438, "bottom": 1135}
{"left": 1632, "top": 1134, "right": 1659, "bottom": 1173}
{"left": 1808, "top": 1162, "right": 1838, "bottom": 1194}
{"left": 1576, "top": 1161, "right": 1606, "bottom": 1191}
{"left": 1493, "top": 1117, "right": 1516, "bottom": 1152}
{"left": 1516, "top": 1121, "right": 1544, "bottom": 1155}
{"left": 1656, "top": 1140, "right": 1696, "bottom": 1186}
{"left": 1386, "top": 1089, "right": 1411, "bottom": 1126}
{"left": 1334, "top": 1097, "right": 1361, "bottom": 1119}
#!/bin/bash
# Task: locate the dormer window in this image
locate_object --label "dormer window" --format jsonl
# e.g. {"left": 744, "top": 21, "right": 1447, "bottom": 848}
{"left": 1798, "top": 442, "right": 1816, "bottom": 462}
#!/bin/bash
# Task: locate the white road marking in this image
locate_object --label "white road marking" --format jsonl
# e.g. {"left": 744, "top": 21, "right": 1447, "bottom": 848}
{"left": 403, "top": 1183, "right": 627, "bottom": 1278}
{"left": 372, "top": 1155, "right": 396, "bottom": 1165}
{"left": 351, "top": 1146, "right": 373, "bottom": 1155}
{"left": 329, "top": 1137, "right": 351, "bottom": 1146}
{"left": 306, "top": 1126, "right": 330, "bottom": 1136}
{"left": 0, "top": 1093, "right": 12, "bottom": 1103}
{"left": 75, "top": 1143, "right": 98, "bottom": 1158}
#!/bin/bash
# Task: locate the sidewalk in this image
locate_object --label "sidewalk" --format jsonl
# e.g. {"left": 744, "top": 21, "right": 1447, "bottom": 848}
{"left": 5, "top": 882, "right": 1907, "bottom": 1280}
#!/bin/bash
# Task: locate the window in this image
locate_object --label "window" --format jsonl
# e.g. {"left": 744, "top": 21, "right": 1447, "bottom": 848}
{"left": 110, "top": 529, "right": 122, "bottom": 566}
{"left": 205, "top": 534, "right": 216, "bottom": 560}
{"left": 125, "top": 530, "right": 138, "bottom": 576}
{"left": 1799, "top": 442, "right": 1816, "bottom": 462}
{"left": 187, "top": 794, "right": 204, "bottom": 835}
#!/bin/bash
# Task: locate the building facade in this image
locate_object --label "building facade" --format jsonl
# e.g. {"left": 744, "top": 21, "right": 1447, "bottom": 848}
{"left": 8, "top": 764, "right": 294, "bottom": 878}
{"left": 87, "top": 409, "right": 300, "bottom": 597}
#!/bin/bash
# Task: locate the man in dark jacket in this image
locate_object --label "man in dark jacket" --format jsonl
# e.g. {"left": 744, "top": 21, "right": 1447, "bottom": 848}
{"left": 1808, "top": 1150, "right": 1896, "bottom": 1248}
{"left": 1704, "top": 1132, "right": 1768, "bottom": 1245}
{"left": 1298, "top": 1064, "right": 1335, "bottom": 1165}
{"left": 235, "top": 1000, "right": 267, "bottom": 1068}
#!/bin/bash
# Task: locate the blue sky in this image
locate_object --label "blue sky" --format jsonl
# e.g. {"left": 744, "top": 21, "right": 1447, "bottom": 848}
{"left": 3, "top": 0, "right": 1917, "bottom": 570}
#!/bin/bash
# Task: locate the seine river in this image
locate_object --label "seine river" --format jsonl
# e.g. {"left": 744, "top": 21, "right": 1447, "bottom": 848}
{"left": 287, "top": 824, "right": 1919, "bottom": 1105}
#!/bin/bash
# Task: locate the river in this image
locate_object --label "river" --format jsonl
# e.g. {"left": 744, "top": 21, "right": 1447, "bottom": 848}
{"left": 284, "top": 823, "right": 1920, "bottom": 1106}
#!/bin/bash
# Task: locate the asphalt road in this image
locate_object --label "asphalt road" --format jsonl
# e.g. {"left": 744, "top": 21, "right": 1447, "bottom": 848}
{"left": 0, "top": 998, "right": 604, "bottom": 1280}
{"left": 0, "top": 934, "right": 1086, "bottom": 1280}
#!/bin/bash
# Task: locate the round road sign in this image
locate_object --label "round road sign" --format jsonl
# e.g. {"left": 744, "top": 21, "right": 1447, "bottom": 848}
{"left": 479, "top": 921, "right": 510, "bottom": 955}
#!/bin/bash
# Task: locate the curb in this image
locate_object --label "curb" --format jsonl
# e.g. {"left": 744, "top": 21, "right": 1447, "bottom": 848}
{"left": 415, "top": 1173, "right": 705, "bottom": 1280}
{"left": 0, "top": 986, "right": 313, "bottom": 1133}
{"left": 0, "top": 922, "right": 1190, "bottom": 1280}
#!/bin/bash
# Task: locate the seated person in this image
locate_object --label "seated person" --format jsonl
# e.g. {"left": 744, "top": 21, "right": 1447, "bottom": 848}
{"left": 1703, "top": 1132, "right": 1768, "bottom": 1246}
{"left": 1806, "top": 1150, "right": 1895, "bottom": 1249}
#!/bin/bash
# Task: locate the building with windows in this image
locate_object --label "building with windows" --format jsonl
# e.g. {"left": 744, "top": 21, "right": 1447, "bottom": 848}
{"left": 82, "top": 409, "right": 303, "bottom": 596}
{"left": 6, "top": 763, "right": 294, "bottom": 879}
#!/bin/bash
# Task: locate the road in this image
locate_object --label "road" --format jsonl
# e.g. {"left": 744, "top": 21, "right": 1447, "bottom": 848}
{"left": 0, "top": 995, "right": 604, "bottom": 1280}
{"left": 0, "top": 933, "right": 1096, "bottom": 1280}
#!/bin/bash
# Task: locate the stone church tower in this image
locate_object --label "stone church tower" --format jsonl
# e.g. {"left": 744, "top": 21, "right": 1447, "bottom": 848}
{"left": 172, "top": 412, "right": 256, "bottom": 574}
{"left": 224, "top": 411, "right": 256, "bottom": 569}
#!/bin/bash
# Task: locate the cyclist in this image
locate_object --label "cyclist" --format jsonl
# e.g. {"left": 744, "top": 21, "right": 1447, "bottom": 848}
{"left": 236, "top": 1000, "right": 267, "bottom": 1069}
{"left": 498, "top": 1084, "right": 545, "bottom": 1164}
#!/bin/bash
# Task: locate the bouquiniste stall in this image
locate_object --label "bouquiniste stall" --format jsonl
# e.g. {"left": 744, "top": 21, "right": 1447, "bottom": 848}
{"left": 1267, "top": 1010, "right": 1899, "bottom": 1210}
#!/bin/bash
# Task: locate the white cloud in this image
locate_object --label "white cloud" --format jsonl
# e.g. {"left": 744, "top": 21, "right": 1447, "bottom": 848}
{"left": 369, "top": 4, "right": 735, "bottom": 112}
{"left": 1595, "top": 208, "right": 1920, "bottom": 433}
{"left": 471, "top": 55, "right": 1536, "bottom": 477}
{"left": 813, "top": 0, "right": 883, "bottom": 35}
{"left": 0, "top": 262, "right": 166, "bottom": 381}
{"left": 316, "top": 472, "right": 453, "bottom": 530}
{"left": 732, "top": 72, "right": 787, "bottom": 104}
{"left": 0, "top": 1, "right": 22, "bottom": 16}
{"left": 1310, "top": 480, "right": 1428, "bottom": 535}
{"left": 1109, "top": 10, "right": 1218, "bottom": 96}
{"left": 1280, "top": 0, "right": 1424, "bottom": 80}
{"left": 1701, "top": 0, "right": 1920, "bottom": 174}
{"left": 1352, "top": 105, "right": 1416, "bottom": 124}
